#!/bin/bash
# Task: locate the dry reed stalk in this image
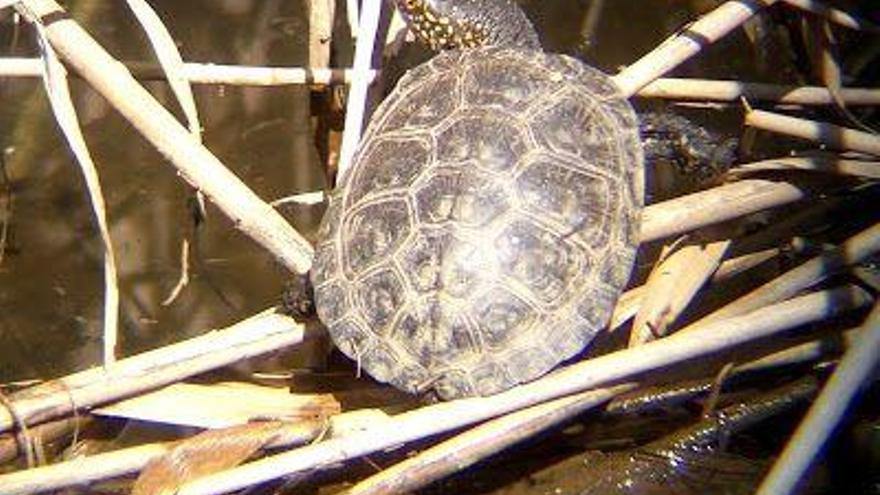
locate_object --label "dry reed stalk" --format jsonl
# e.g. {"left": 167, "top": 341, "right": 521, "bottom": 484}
{"left": 125, "top": 0, "right": 201, "bottom": 141}
{"left": 756, "top": 303, "right": 880, "bottom": 495}
{"left": 630, "top": 237, "right": 732, "bottom": 345}
{"left": 640, "top": 179, "right": 808, "bottom": 242}
{"left": 337, "top": 0, "right": 384, "bottom": 178}
{"left": 0, "top": 420, "right": 326, "bottom": 495}
{"left": 0, "top": 57, "right": 375, "bottom": 84}
{"left": 343, "top": 385, "right": 635, "bottom": 495}
{"left": 638, "top": 78, "right": 880, "bottom": 105}
{"left": 174, "top": 287, "right": 870, "bottom": 495}
{"left": 15, "top": 0, "right": 315, "bottom": 274}
{"left": 612, "top": 0, "right": 777, "bottom": 96}
{"left": 32, "top": 24, "right": 121, "bottom": 365}
{"left": 0, "top": 415, "right": 89, "bottom": 465}
{"left": 779, "top": 0, "right": 880, "bottom": 32}
{"left": 684, "top": 222, "right": 880, "bottom": 331}
{"left": 308, "top": 0, "right": 335, "bottom": 69}
{"left": 731, "top": 155, "right": 880, "bottom": 179}
{"left": 745, "top": 109, "right": 880, "bottom": 156}
{"left": 348, "top": 324, "right": 864, "bottom": 495}
{"left": 0, "top": 310, "right": 304, "bottom": 434}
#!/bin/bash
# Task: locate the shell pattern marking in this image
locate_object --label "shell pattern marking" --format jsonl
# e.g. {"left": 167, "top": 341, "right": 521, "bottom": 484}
{"left": 312, "top": 47, "right": 643, "bottom": 400}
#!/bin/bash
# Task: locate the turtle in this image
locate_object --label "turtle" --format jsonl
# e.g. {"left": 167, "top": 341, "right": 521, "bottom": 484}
{"left": 308, "top": 0, "right": 644, "bottom": 400}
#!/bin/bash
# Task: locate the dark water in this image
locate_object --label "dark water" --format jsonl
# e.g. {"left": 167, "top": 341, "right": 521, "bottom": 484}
{"left": 0, "top": 0, "right": 874, "bottom": 382}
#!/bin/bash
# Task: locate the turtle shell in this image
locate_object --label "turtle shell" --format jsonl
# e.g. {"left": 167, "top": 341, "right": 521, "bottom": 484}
{"left": 311, "top": 47, "right": 643, "bottom": 399}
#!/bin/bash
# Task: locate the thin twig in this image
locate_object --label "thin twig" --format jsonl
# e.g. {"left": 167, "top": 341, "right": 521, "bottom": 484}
{"left": 173, "top": 287, "right": 871, "bottom": 495}
{"left": 756, "top": 303, "right": 880, "bottom": 495}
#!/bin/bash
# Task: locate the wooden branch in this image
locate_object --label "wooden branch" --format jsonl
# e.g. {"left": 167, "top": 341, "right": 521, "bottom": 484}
{"left": 638, "top": 78, "right": 880, "bottom": 105}
{"left": 745, "top": 109, "right": 880, "bottom": 156}
{"left": 15, "top": 0, "right": 315, "bottom": 274}
{"left": 0, "top": 309, "right": 305, "bottom": 434}
{"left": 613, "top": 0, "right": 777, "bottom": 96}
{"left": 173, "top": 287, "right": 871, "bottom": 495}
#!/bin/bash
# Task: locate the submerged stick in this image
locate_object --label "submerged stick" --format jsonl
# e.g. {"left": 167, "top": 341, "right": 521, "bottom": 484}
{"left": 745, "top": 109, "right": 880, "bottom": 156}
{"left": 613, "top": 0, "right": 776, "bottom": 96}
{"left": 175, "top": 287, "right": 871, "bottom": 495}
{"left": 756, "top": 303, "right": 880, "bottom": 495}
{"left": 638, "top": 78, "right": 880, "bottom": 105}
{"left": 15, "top": 0, "right": 315, "bottom": 274}
{"left": 0, "top": 310, "right": 304, "bottom": 435}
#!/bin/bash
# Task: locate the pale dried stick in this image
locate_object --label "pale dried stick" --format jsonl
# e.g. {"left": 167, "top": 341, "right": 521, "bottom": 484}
{"left": 15, "top": 0, "right": 314, "bottom": 274}
{"left": 337, "top": 0, "right": 384, "bottom": 178}
{"left": 346, "top": 0, "right": 359, "bottom": 40}
{"left": 641, "top": 179, "right": 808, "bottom": 242}
{"left": 0, "top": 415, "right": 89, "bottom": 465}
{"left": 780, "top": 0, "right": 880, "bottom": 32}
{"left": 612, "top": 0, "right": 777, "bottom": 96}
{"left": 0, "top": 309, "right": 304, "bottom": 434}
{"left": 33, "top": 24, "right": 120, "bottom": 365}
{"left": 0, "top": 420, "right": 326, "bottom": 495}
{"left": 630, "top": 237, "right": 731, "bottom": 345}
{"left": 730, "top": 155, "right": 880, "bottom": 179}
{"left": 638, "top": 78, "right": 880, "bottom": 105}
{"left": 745, "top": 109, "right": 880, "bottom": 156}
{"left": 0, "top": 57, "right": 377, "bottom": 85}
{"left": 684, "top": 222, "right": 880, "bottom": 331}
{"left": 343, "top": 385, "right": 635, "bottom": 495}
{"left": 349, "top": 320, "right": 866, "bottom": 495}
{"left": 174, "top": 287, "right": 871, "bottom": 495}
{"left": 308, "top": 0, "right": 335, "bottom": 68}
{"left": 756, "top": 302, "right": 880, "bottom": 495}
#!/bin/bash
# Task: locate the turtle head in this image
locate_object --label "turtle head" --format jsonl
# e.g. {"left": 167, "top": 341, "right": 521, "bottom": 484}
{"left": 395, "top": 0, "right": 541, "bottom": 51}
